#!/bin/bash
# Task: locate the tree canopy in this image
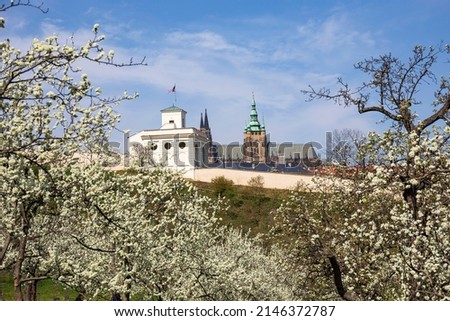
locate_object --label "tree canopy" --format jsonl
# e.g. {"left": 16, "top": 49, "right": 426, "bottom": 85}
{"left": 279, "top": 44, "right": 450, "bottom": 300}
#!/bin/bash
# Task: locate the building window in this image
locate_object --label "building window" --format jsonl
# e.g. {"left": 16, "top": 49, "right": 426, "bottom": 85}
{"left": 169, "top": 120, "right": 174, "bottom": 124}
{"left": 179, "top": 142, "right": 186, "bottom": 149}
{"left": 164, "top": 142, "right": 172, "bottom": 150}
{"left": 150, "top": 143, "right": 158, "bottom": 150}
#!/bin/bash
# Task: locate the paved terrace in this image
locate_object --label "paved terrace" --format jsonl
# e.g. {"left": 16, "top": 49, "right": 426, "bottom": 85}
{"left": 193, "top": 168, "right": 317, "bottom": 190}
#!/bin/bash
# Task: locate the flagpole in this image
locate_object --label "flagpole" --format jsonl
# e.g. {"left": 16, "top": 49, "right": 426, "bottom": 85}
{"left": 169, "top": 83, "right": 177, "bottom": 105}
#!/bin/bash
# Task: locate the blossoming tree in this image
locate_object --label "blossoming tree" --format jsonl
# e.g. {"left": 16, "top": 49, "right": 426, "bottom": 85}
{"left": 0, "top": 2, "right": 142, "bottom": 300}
{"left": 1, "top": 3, "right": 296, "bottom": 301}
{"left": 42, "top": 167, "right": 296, "bottom": 301}
{"left": 276, "top": 44, "right": 450, "bottom": 300}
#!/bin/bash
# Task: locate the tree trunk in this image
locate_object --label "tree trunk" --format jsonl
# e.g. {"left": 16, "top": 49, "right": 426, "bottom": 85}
{"left": 123, "top": 248, "right": 131, "bottom": 301}
{"left": 327, "top": 253, "right": 359, "bottom": 301}
{"left": 403, "top": 185, "right": 419, "bottom": 220}
{"left": 13, "top": 235, "right": 27, "bottom": 301}
{"left": 24, "top": 280, "right": 37, "bottom": 301}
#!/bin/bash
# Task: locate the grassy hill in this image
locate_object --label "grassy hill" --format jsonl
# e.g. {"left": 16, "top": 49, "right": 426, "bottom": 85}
{"left": 193, "top": 178, "right": 290, "bottom": 237}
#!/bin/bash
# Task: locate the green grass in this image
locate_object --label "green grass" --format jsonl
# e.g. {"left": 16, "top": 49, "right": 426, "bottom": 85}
{"left": 0, "top": 271, "right": 13, "bottom": 300}
{"left": 193, "top": 180, "right": 290, "bottom": 237}
{"left": 0, "top": 271, "right": 78, "bottom": 301}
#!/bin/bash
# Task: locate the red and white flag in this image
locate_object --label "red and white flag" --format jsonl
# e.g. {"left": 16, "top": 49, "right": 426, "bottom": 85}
{"left": 168, "top": 84, "right": 176, "bottom": 93}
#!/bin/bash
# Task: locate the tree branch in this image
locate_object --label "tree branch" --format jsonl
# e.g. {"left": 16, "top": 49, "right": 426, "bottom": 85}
{"left": 0, "top": 0, "right": 48, "bottom": 13}
{"left": 302, "top": 44, "right": 450, "bottom": 134}
{"left": 421, "top": 94, "right": 450, "bottom": 130}
{"left": 0, "top": 233, "right": 12, "bottom": 266}
{"left": 20, "top": 275, "right": 49, "bottom": 284}
{"left": 356, "top": 103, "right": 402, "bottom": 122}
{"left": 85, "top": 55, "right": 147, "bottom": 67}
{"left": 326, "top": 252, "right": 359, "bottom": 301}
{"left": 70, "top": 234, "right": 115, "bottom": 253}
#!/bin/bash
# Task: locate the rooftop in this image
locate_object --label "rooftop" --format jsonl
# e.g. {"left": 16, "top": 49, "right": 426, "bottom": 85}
{"left": 160, "top": 105, "right": 186, "bottom": 113}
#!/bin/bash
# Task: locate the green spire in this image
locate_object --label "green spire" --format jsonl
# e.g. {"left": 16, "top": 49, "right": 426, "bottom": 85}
{"left": 244, "top": 93, "right": 265, "bottom": 133}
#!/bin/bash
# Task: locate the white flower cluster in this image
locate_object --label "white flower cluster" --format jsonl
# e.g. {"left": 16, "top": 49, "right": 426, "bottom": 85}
{"left": 36, "top": 167, "right": 295, "bottom": 300}
{"left": 0, "top": 21, "right": 144, "bottom": 300}
{"left": 275, "top": 122, "right": 450, "bottom": 300}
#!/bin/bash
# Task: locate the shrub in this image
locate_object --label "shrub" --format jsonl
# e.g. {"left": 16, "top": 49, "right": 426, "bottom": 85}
{"left": 211, "top": 176, "right": 236, "bottom": 198}
{"left": 247, "top": 175, "right": 265, "bottom": 189}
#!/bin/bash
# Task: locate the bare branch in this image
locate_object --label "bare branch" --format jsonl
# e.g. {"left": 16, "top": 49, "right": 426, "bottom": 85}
{"left": 303, "top": 44, "right": 450, "bottom": 133}
{"left": 357, "top": 103, "right": 402, "bottom": 122}
{"left": 85, "top": 55, "right": 147, "bottom": 68}
{"left": 0, "top": 0, "right": 48, "bottom": 13}
{"left": 421, "top": 94, "right": 450, "bottom": 129}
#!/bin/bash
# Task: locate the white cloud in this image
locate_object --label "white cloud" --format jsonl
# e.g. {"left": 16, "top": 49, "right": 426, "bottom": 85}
{"left": 167, "top": 31, "right": 237, "bottom": 51}
{"left": 297, "top": 13, "right": 377, "bottom": 52}
{"left": 57, "top": 25, "right": 367, "bottom": 143}
{"left": 3, "top": 7, "right": 385, "bottom": 144}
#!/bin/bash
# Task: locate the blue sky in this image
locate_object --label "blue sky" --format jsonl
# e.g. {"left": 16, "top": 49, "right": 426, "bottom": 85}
{"left": 3, "top": 0, "right": 450, "bottom": 153}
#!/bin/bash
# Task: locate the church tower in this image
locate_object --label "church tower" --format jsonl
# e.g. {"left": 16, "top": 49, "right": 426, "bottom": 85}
{"left": 200, "top": 108, "right": 216, "bottom": 163}
{"left": 243, "top": 94, "right": 268, "bottom": 163}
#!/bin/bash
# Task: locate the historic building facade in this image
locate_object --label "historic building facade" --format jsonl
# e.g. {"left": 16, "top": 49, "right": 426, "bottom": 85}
{"left": 128, "top": 105, "right": 210, "bottom": 178}
{"left": 243, "top": 95, "right": 268, "bottom": 163}
{"left": 126, "top": 95, "right": 317, "bottom": 174}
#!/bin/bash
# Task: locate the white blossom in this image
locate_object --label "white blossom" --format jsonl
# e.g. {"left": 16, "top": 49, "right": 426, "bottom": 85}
{"left": 92, "top": 23, "right": 100, "bottom": 33}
